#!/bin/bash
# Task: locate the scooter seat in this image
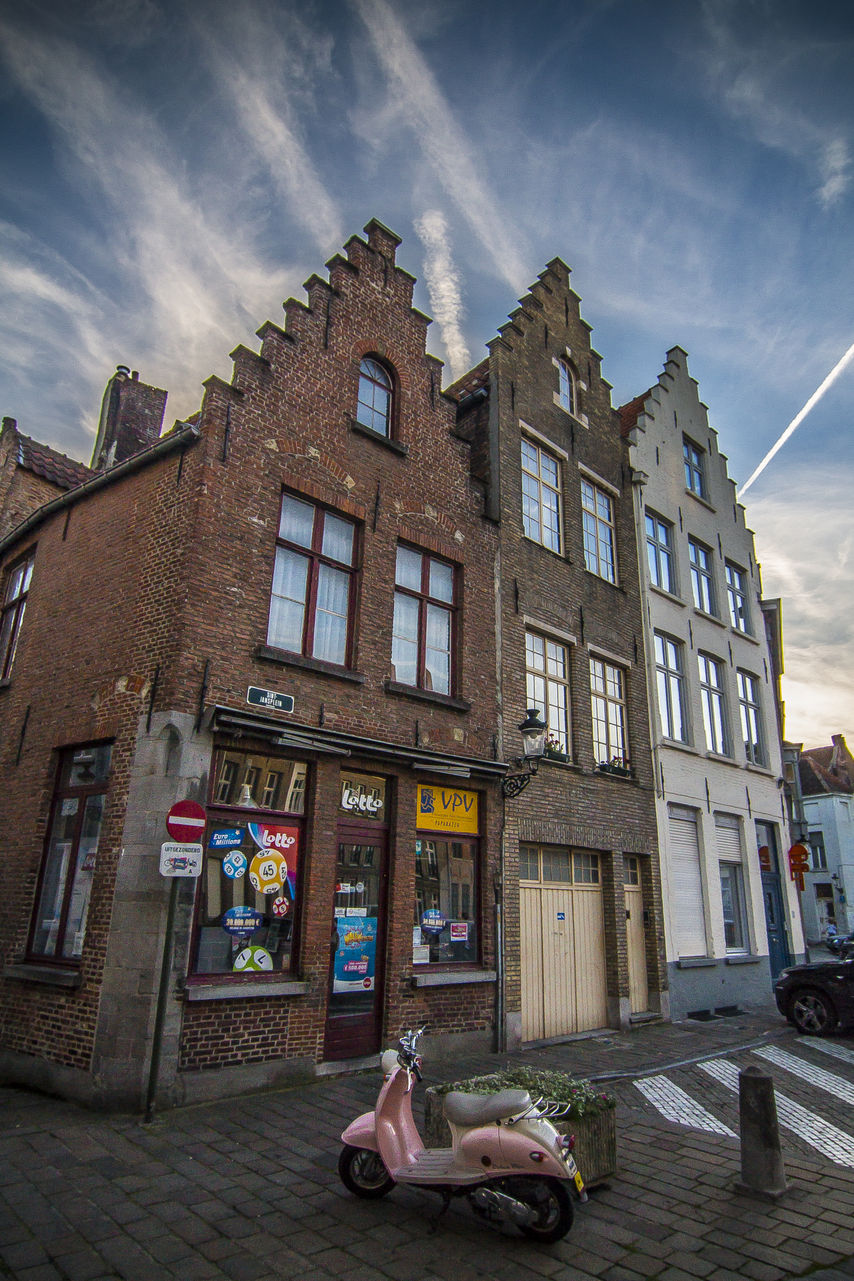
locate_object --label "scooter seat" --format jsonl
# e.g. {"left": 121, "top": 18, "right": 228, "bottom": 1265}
{"left": 443, "top": 1089, "right": 532, "bottom": 1127}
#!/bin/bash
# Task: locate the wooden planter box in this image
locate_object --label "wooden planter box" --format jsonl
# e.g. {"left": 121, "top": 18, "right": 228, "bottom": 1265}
{"left": 423, "top": 1087, "right": 617, "bottom": 1187}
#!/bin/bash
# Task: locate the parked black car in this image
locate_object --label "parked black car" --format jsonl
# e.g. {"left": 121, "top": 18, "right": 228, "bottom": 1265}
{"left": 775, "top": 952, "right": 854, "bottom": 1035}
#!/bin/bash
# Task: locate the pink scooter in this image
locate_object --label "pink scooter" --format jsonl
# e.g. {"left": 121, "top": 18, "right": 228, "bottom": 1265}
{"left": 339, "top": 1028, "right": 585, "bottom": 1242}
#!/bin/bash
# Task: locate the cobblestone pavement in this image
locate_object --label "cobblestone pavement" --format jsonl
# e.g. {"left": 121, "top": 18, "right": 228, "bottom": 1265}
{"left": 3, "top": 1009, "right": 854, "bottom": 1281}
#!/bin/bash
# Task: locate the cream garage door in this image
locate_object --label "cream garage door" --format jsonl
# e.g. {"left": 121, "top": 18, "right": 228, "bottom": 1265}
{"left": 520, "top": 846, "right": 608, "bottom": 1041}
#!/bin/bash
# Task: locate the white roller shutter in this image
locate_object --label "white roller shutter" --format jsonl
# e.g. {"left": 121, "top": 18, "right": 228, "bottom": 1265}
{"left": 668, "top": 807, "right": 707, "bottom": 956}
{"left": 714, "top": 813, "right": 742, "bottom": 862}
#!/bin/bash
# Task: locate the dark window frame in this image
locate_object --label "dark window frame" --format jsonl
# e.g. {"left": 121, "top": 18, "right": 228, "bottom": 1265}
{"left": 27, "top": 742, "right": 113, "bottom": 966}
{"left": 356, "top": 355, "right": 395, "bottom": 439}
{"left": 392, "top": 543, "right": 458, "bottom": 696}
{"left": 266, "top": 492, "right": 359, "bottom": 669}
{"left": 0, "top": 547, "right": 35, "bottom": 681}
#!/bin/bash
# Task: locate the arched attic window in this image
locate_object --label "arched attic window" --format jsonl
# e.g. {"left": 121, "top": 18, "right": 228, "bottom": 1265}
{"left": 557, "top": 358, "right": 576, "bottom": 417}
{"left": 357, "top": 356, "right": 393, "bottom": 438}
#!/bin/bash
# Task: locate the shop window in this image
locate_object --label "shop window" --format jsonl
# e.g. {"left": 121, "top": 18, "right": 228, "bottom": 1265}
{"left": 392, "top": 544, "right": 456, "bottom": 695}
{"left": 267, "top": 493, "right": 357, "bottom": 667}
{"left": 0, "top": 548, "right": 34, "bottom": 680}
{"left": 28, "top": 743, "right": 112, "bottom": 963}
{"left": 191, "top": 751, "right": 308, "bottom": 978}
{"left": 414, "top": 784, "right": 480, "bottom": 966}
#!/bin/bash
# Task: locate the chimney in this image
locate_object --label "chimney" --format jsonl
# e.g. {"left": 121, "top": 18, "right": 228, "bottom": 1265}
{"left": 90, "top": 365, "right": 168, "bottom": 470}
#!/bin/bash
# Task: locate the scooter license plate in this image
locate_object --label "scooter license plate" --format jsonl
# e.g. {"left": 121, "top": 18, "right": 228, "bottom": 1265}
{"left": 563, "top": 1153, "right": 585, "bottom": 1195}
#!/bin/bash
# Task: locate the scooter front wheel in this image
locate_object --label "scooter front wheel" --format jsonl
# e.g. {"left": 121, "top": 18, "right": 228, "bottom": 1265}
{"left": 338, "top": 1145, "right": 395, "bottom": 1199}
{"left": 503, "top": 1176, "right": 574, "bottom": 1243}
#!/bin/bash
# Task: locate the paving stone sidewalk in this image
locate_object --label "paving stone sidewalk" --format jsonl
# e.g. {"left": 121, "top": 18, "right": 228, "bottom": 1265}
{"left": 2, "top": 1009, "right": 853, "bottom": 1281}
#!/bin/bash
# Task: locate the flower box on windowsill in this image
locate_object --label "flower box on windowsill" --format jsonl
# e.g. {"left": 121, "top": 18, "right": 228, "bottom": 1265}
{"left": 596, "top": 760, "right": 634, "bottom": 779}
{"left": 543, "top": 748, "right": 570, "bottom": 764}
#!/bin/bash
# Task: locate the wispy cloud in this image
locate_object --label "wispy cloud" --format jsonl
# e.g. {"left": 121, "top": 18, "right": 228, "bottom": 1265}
{"left": 414, "top": 210, "right": 470, "bottom": 379}
{"left": 0, "top": 14, "right": 297, "bottom": 445}
{"left": 351, "top": 0, "right": 528, "bottom": 293}
{"left": 750, "top": 466, "right": 854, "bottom": 745}
{"left": 699, "top": 1, "right": 851, "bottom": 208}
{"left": 193, "top": 1, "right": 343, "bottom": 253}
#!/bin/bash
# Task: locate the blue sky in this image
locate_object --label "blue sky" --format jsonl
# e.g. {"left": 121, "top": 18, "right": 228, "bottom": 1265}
{"left": 1, "top": 0, "right": 852, "bottom": 746}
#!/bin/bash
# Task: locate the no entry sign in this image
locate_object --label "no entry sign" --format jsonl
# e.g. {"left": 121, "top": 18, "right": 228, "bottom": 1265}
{"left": 166, "top": 799, "right": 206, "bottom": 843}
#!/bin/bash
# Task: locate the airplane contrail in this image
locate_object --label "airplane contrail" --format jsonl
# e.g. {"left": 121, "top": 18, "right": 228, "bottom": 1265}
{"left": 739, "top": 339, "right": 854, "bottom": 495}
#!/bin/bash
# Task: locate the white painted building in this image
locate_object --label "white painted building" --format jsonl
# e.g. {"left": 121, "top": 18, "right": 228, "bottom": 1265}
{"left": 798, "top": 736, "right": 854, "bottom": 941}
{"left": 620, "top": 348, "right": 804, "bottom": 1020}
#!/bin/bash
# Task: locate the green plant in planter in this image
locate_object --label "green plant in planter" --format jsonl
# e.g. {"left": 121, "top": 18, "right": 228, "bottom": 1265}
{"left": 433, "top": 1067, "right": 615, "bottom": 1120}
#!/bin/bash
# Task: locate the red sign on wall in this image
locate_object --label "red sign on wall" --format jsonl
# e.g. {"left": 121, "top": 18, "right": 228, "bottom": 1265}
{"left": 166, "top": 800, "right": 207, "bottom": 844}
{"left": 788, "top": 843, "right": 810, "bottom": 892}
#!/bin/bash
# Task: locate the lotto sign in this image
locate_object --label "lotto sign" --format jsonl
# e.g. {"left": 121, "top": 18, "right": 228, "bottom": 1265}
{"left": 248, "top": 823, "right": 299, "bottom": 896}
{"left": 209, "top": 828, "right": 244, "bottom": 850}
{"left": 271, "top": 896, "right": 291, "bottom": 918}
{"left": 249, "top": 851, "right": 288, "bottom": 895}
{"left": 233, "top": 946, "right": 273, "bottom": 972}
{"left": 222, "top": 850, "right": 247, "bottom": 880}
{"left": 166, "top": 800, "right": 206, "bottom": 843}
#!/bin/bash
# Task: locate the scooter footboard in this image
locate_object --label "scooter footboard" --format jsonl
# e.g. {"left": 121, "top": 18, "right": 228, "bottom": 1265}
{"left": 341, "top": 1111, "right": 378, "bottom": 1150}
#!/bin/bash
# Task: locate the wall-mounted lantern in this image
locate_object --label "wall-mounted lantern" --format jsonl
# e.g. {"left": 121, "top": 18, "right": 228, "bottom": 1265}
{"left": 501, "top": 708, "right": 547, "bottom": 798}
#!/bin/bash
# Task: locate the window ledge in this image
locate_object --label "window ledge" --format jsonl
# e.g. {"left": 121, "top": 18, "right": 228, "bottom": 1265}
{"left": 583, "top": 568, "right": 620, "bottom": 590}
{"left": 704, "top": 751, "right": 736, "bottom": 765}
{"left": 649, "top": 585, "right": 685, "bottom": 607}
{"left": 676, "top": 956, "right": 716, "bottom": 969}
{"left": 693, "top": 608, "right": 726, "bottom": 628}
{"left": 410, "top": 969, "right": 496, "bottom": 988}
{"left": 731, "top": 629, "right": 759, "bottom": 646}
{"left": 684, "top": 489, "right": 717, "bottom": 513}
{"left": 659, "top": 738, "right": 700, "bottom": 755}
{"left": 744, "top": 762, "right": 773, "bottom": 777}
{"left": 255, "top": 646, "right": 366, "bottom": 684}
{"left": 349, "top": 418, "right": 408, "bottom": 456}
{"left": 4, "top": 962, "right": 81, "bottom": 988}
{"left": 184, "top": 978, "right": 309, "bottom": 1001}
{"left": 384, "top": 680, "right": 471, "bottom": 712}
{"left": 725, "top": 954, "right": 759, "bottom": 966}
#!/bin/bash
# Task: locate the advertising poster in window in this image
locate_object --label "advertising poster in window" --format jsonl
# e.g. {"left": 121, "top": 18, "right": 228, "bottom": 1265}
{"left": 247, "top": 822, "right": 299, "bottom": 899}
{"left": 416, "top": 785, "right": 478, "bottom": 834}
{"left": 333, "top": 917, "right": 378, "bottom": 993}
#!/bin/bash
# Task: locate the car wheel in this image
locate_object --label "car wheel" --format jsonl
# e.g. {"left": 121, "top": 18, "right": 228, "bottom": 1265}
{"left": 789, "top": 987, "right": 838, "bottom": 1036}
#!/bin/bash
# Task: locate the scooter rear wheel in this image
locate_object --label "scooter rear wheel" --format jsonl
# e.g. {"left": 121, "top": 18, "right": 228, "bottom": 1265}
{"left": 338, "top": 1145, "right": 395, "bottom": 1198}
{"left": 504, "top": 1176, "right": 574, "bottom": 1243}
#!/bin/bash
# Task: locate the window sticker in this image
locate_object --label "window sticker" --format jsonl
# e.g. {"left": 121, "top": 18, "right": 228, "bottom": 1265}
{"left": 222, "top": 906, "right": 265, "bottom": 937}
{"left": 233, "top": 945, "right": 273, "bottom": 972}
{"left": 248, "top": 851, "right": 287, "bottom": 895}
{"left": 222, "top": 850, "right": 248, "bottom": 879}
{"left": 209, "top": 828, "right": 244, "bottom": 849}
{"left": 333, "top": 917, "right": 378, "bottom": 993}
{"left": 61, "top": 798, "right": 79, "bottom": 817}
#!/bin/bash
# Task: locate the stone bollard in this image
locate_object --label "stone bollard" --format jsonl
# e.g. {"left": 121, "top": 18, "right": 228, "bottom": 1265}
{"left": 735, "top": 1065, "right": 788, "bottom": 1199}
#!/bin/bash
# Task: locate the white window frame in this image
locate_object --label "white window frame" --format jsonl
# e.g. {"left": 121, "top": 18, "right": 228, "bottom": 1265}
{"left": 645, "top": 512, "right": 675, "bottom": 594}
{"left": 683, "top": 436, "right": 706, "bottom": 499}
{"left": 590, "top": 656, "right": 628, "bottom": 767}
{"left": 737, "top": 669, "right": 765, "bottom": 765}
{"left": 581, "top": 479, "right": 616, "bottom": 583}
{"left": 698, "top": 653, "right": 730, "bottom": 755}
{"left": 521, "top": 438, "right": 562, "bottom": 553}
{"left": 689, "top": 537, "right": 717, "bottom": 615}
{"left": 526, "top": 630, "right": 571, "bottom": 756}
{"left": 655, "top": 632, "right": 688, "bottom": 743}
{"left": 725, "top": 561, "right": 751, "bottom": 634}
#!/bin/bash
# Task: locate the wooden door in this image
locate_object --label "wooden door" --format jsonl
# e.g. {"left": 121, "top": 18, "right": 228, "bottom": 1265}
{"left": 624, "top": 857, "right": 649, "bottom": 1014}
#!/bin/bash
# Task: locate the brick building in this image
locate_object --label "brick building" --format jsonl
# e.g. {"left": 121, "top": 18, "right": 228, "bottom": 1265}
{"left": 0, "top": 221, "right": 507, "bottom": 1109}
{"left": 0, "top": 417, "right": 92, "bottom": 542}
{"left": 451, "top": 260, "right": 667, "bottom": 1045}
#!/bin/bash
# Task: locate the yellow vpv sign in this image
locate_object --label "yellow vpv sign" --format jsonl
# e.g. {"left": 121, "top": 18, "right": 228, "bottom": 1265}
{"left": 416, "top": 785, "right": 479, "bottom": 834}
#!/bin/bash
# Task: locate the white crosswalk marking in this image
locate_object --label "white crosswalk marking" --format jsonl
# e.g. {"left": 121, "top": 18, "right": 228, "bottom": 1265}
{"left": 698, "top": 1057, "right": 854, "bottom": 1167}
{"left": 635, "top": 1075, "right": 735, "bottom": 1135}
{"left": 805, "top": 1039, "right": 854, "bottom": 1069}
{"left": 753, "top": 1044, "right": 854, "bottom": 1106}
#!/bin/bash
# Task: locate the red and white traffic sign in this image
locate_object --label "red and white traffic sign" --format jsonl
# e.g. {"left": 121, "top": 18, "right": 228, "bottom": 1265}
{"left": 166, "top": 799, "right": 206, "bottom": 843}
